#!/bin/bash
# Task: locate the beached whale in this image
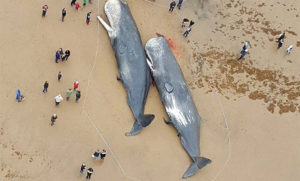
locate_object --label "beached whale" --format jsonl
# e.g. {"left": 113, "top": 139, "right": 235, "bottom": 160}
{"left": 97, "top": 0, "right": 154, "bottom": 136}
{"left": 145, "top": 37, "right": 211, "bottom": 178}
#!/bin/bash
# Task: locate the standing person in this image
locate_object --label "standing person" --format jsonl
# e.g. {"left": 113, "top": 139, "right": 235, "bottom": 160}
{"left": 277, "top": 32, "right": 285, "bottom": 42}
{"left": 71, "top": 0, "right": 77, "bottom": 6}
{"left": 62, "top": 8, "right": 66, "bottom": 22}
{"left": 83, "top": 0, "right": 87, "bottom": 6}
{"left": 169, "top": 1, "right": 176, "bottom": 12}
{"left": 42, "top": 5, "right": 48, "bottom": 17}
{"left": 63, "top": 50, "right": 71, "bottom": 61}
{"left": 286, "top": 45, "right": 293, "bottom": 54}
{"left": 59, "top": 48, "right": 64, "bottom": 58}
{"left": 183, "top": 27, "right": 192, "bottom": 38}
{"left": 86, "top": 12, "right": 91, "bottom": 25}
{"left": 51, "top": 114, "right": 58, "bottom": 126}
{"left": 54, "top": 94, "right": 63, "bottom": 106}
{"left": 92, "top": 150, "right": 100, "bottom": 160}
{"left": 242, "top": 42, "right": 249, "bottom": 52}
{"left": 55, "top": 50, "right": 61, "bottom": 63}
{"left": 76, "top": 91, "right": 81, "bottom": 102}
{"left": 177, "top": 0, "right": 183, "bottom": 9}
{"left": 277, "top": 39, "right": 283, "bottom": 49}
{"left": 182, "top": 18, "right": 189, "bottom": 27}
{"left": 43, "top": 81, "right": 49, "bottom": 93}
{"left": 73, "top": 81, "right": 79, "bottom": 91}
{"left": 86, "top": 168, "right": 93, "bottom": 179}
{"left": 16, "top": 89, "right": 21, "bottom": 102}
{"left": 75, "top": 3, "right": 80, "bottom": 10}
{"left": 80, "top": 163, "right": 86, "bottom": 174}
{"left": 58, "top": 71, "right": 62, "bottom": 81}
{"left": 100, "top": 149, "right": 107, "bottom": 160}
{"left": 189, "top": 20, "right": 195, "bottom": 27}
{"left": 66, "top": 89, "right": 72, "bottom": 101}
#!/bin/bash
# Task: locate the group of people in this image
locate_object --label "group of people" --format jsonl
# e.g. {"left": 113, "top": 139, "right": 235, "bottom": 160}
{"left": 42, "top": 0, "right": 93, "bottom": 25}
{"left": 78, "top": 149, "right": 106, "bottom": 179}
{"left": 80, "top": 163, "right": 94, "bottom": 179}
{"left": 276, "top": 32, "right": 294, "bottom": 54}
{"left": 53, "top": 81, "right": 81, "bottom": 106}
{"left": 238, "top": 32, "right": 295, "bottom": 61}
{"left": 169, "top": 0, "right": 184, "bottom": 12}
{"left": 182, "top": 18, "right": 195, "bottom": 38}
{"left": 55, "top": 48, "right": 71, "bottom": 63}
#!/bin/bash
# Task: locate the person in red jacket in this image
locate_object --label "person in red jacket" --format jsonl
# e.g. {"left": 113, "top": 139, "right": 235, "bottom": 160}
{"left": 73, "top": 81, "right": 79, "bottom": 91}
{"left": 75, "top": 3, "right": 80, "bottom": 10}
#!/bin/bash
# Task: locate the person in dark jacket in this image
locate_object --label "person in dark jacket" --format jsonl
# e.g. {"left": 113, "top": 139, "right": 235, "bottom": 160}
{"left": 80, "top": 163, "right": 86, "bottom": 174}
{"left": 86, "top": 168, "right": 93, "bottom": 179}
{"left": 55, "top": 51, "right": 60, "bottom": 63}
{"left": 169, "top": 1, "right": 176, "bottom": 12}
{"left": 76, "top": 91, "right": 81, "bottom": 102}
{"left": 177, "top": 0, "right": 183, "bottom": 9}
{"left": 62, "top": 8, "right": 66, "bottom": 22}
{"left": 51, "top": 114, "right": 57, "bottom": 126}
{"left": 63, "top": 50, "right": 70, "bottom": 61}
{"left": 71, "top": 0, "right": 77, "bottom": 6}
{"left": 43, "top": 81, "right": 49, "bottom": 93}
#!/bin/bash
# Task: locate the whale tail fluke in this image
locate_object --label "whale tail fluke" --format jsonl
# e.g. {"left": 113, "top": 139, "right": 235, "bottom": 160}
{"left": 182, "top": 157, "right": 211, "bottom": 179}
{"left": 125, "top": 114, "right": 155, "bottom": 136}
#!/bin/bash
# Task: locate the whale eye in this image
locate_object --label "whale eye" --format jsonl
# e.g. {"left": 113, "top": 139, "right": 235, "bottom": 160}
{"left": 164, "top": 82, "right": 173, "bottom": 93}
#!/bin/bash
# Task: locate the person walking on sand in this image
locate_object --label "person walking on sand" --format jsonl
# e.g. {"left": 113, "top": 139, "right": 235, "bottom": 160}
{"left": 66, "top": 89, "right": 72, "bottom": 101}
{"left": 62, "top": 8, "right": 66, "bottom": 22}
{"left": 182, "top": 18, "right": 189, "bottom": 27}
{"left": 238, "top": 49, "right": 247, "bottom": 60}
{"left": 242, "top": 41, "right": 249, "bottom": 52}
{"left": 73, "top": 81, "right": 79, "bottom": 91}
{"left": 42, "top": 5, "right": 48, "bottom": 17}
{"left": 100, "top": 149, "right": 107, "bottom": 160}
{"left": 76, "top": 91, "right": 81, "bottom": 102}
{"left": 286, "top": 45, "right": 293, "bottom": 54}
{"left": 71, "top": 0, "right": 77, "bottom": 6}
{"left": 177, "top": 0, "right": 183, "bottom": 9}
{"left": 51, "top": 114, "right": 57, "bottom": 126}
{"left": 80, "top": 163, "right": 86, "bottom": 174}
{"left": 277, "top": 39, "right": 283, "bottom": 49}
{"left": 86, "top": 12, "right": 91, "bottom": 25}
{"left": 54, "top": 94, "right": 63, "bottom": 106}
{"left": 58, "top": 71, "right": 62, "bottom": 81}
{"left": 183, "top": 27, "right": 192, "bottom": 38}
{"left": 55, "top": 50, "right": 61, "bottom": 63}
{"left": 43, "top": 81, "right": 49, "bottom": 93}
{"left": 189, "top": 20, "right": 195, "bottom": 28}
{"left": 83, "top": 0, "right": 87, "bottom": 6}
{"left": 169, "top": 1, "right": 176, "bottom": 12}
{"left": 75, "top": 3, "right": 80, "bottom": 10}
{"left": 86, "top": 168, "right": 93, "bottom": 179}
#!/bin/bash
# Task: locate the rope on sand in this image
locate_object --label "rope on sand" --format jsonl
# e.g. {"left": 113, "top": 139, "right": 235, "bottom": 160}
{"left": 211, "top": 82, "right": 232, "bottom": 181}
{"left": 80, "top": 1, "right": 140, "bottom": 181}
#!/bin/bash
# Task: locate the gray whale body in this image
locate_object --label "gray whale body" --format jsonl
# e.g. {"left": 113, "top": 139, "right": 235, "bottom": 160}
{"left": 145, "top": 37, "right": 211, "bottom": 179}
{"left": 97, "top": 0, "right": 154, "bottom": 136}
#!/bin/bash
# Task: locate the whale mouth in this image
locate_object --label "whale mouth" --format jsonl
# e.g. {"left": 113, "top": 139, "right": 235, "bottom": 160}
{"left": 146, "top": 58, "right": 155, "bottom": 71}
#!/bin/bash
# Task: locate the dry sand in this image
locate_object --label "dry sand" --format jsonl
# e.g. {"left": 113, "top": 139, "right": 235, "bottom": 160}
{"left": 0, "top": 0, "right": 299, "bottom": 180}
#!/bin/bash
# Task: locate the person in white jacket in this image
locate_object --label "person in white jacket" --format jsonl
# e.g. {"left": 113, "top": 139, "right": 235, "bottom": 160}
{"left": 54, "top": 94, "right": 63, "bottom": 106}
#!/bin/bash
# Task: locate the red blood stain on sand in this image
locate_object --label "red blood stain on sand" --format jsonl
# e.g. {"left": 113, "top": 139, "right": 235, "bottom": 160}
{"left": 155, "top": 33, "right": 181, "bottom": 57}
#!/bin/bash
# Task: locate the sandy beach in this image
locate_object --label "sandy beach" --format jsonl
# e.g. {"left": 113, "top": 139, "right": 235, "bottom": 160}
{"left": 0, "top": 0, "right": 299, "bottom": 180}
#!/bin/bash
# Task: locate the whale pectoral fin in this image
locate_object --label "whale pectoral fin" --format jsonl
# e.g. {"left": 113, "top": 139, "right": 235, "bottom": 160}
{"left": 97, "top": 16, "right": 115, "bottom": 39}
{"left": 125, "top": 114, "right": 155, "bottom": 136}
{"left": 139, "top": 114, "right": 155, "bottom": 127}
{"left": 182, "top": 157, "right": 211, "bottom": 179}
{"left": 125, "top": 121, "right": 142, "bottom": 136}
